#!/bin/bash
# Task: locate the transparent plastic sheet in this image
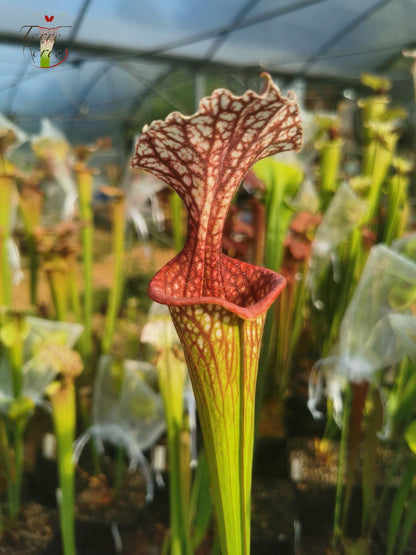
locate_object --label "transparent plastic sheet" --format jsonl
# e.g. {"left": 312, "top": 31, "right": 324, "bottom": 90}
{"left": 0, "top": 316, "right": 83, "bottom": 411}
{"left": 3, "top": 178, "right": 23, "bottom": 289}
{"left": 185, "top": 387, "right": 198, "bottom": 468}
{"left": 308, "top": 182, "right": 366, "bottom": 308}
{"left": 383, "top": 313, "right": 416, "bottom": 438}
{"left": 25, "top": 316, "right": 84, "bottom": 359}
{"left": 291, "top": 178, "right": 320, "bottom": 214}
{"left": 392, "top": 232, "right": 416, "bottom": 262}
{"left": 125, "top": 170, "right": 166, "bottom": 242}
{"left": 388, "top": 314, "right": 416, "bottom": 363}
{"left": 73, "top": 355, "right": 166, "bottom": 501}
{"left": 308, "top": 357, "right": 345, "bottom": 424}
{"left": 3, "top": 169, "right": 18, "bottom": 231}
{"left": 25, "top": 318, "right": 83, "bottom": 406}
{"left": 7, "top": 239, "right": 24, "bottom": 287}
{"left": 127, "top": 206, "right": 149, "bottom": 241}
{"left": 309, "top": 244, "right": 416, "bottom": 422}
{"left": 21, "top": 357, "right": 58, "bottom": 408}
{"left": 31, "top": 119, "right": 78, "bottom": 221}
{"left": 0, "top": 113, "right": 28, "bottom": 154}
{"left": 141, "top": 302, "right": 180, "bottom": 348}
{"left": 339, "top": 245, "right": 416, "bottom": 362}
{"left": 0, "top": 354, "right": 13, "bottom": 405}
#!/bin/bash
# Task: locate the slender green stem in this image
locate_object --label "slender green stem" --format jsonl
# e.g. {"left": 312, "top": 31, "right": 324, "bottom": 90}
{"left": 50, "top": 380, "right": 77, "bottom": 555}
{"left": 76, "top": 167, "right": 94, "bottom": 360}
{"left": 47, "top": 264, "right": 69, "bottom": 321}
{"left": 166, "top": 423, "right": 192, "bottom": 555}
{"left": 188, "top": 449, "right": 212, "bottom": 551}
{"left": 384, "top": 171, "right": 407, "bottom": 245}
{"left": 0, "top": 418, "right": 9, "bottom": 532}
{"left": 287, "top": 264, "right": 309, "bottom": 358}
{"left": 82, "top": 223, "right": 93, "bottom": 348}
{"left": 8, "top": 418, "right": 25, "bottom": 523}
{"left": 28, "top": 235, "right": 40, "bottom": 306}
{"left": 254, "top": 314, "right": 270, "bottom": 435}
{"left": 276, "top": 288, "right": 288, "bottom": 394}
{"left": 333, "top": 383, "right": 352, "bottom": 550}
{"left": 363, "top": 135, "right": 396, "bottom": 233}
{"left": 0, "top": 236, "right": 11, "bottom": 308}
{"left": 6, "top": 334, "right": 26, "bottom": 523}
{"left": 69, "top": 265, "right": 82, "bottom": 324}
{"left": 0, "top": 175, "right": 15, "bottom": 308}
{"left": 9, "top": 337, "right": 23, "bottom": 400}
{"left": 361, "top": 384, "right": 381, "bottom": 537}
{"left": 102, "top": 197, "right": 126, "bottom": 354}
{"left": 319, "top": 138, "right": 343, "bottom": 210}
{"left": 372, "top": 435, "right": 409, "bottom": 544}
{"left": 158, "top": 339, "right": 192, "bottom": 555}
{"left": 275, "top": 265, "right": 309, "bottom": 400}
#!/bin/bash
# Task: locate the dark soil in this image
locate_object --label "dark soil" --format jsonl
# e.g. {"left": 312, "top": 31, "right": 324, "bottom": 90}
{"left": 0, "top": 502, "right": 55, "bottom": 555}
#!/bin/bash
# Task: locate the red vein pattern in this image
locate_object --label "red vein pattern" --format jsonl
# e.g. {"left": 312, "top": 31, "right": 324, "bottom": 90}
{"left": 169, "top": 302, "right": 265, "bottom": 552}
{"left": 131, "top": 73, "right": 302, "bottom": 319}
{"left": 131, "top": 74, "right": 303, "bottom": 553}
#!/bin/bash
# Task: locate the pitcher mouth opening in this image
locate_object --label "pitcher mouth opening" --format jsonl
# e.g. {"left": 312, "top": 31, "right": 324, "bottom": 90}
{"left": 148, "top": 254, "right": 286, "bottom": 321}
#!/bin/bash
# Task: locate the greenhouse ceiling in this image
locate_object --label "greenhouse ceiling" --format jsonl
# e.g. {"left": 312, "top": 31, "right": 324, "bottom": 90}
{"left": 1, "top": 0, "right": 415, "bottom": 150}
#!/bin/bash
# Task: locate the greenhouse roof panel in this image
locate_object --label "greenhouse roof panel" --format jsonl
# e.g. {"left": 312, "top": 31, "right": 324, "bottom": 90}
{"left": 0, "top": 0, "right": 414, "bottom": 146}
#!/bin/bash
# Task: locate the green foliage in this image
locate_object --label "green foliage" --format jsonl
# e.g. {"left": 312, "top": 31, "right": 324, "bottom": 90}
{"left": 253, "top": 157, "right": 303, "bottom": 271}
{"left": 361, "top": 72, "right": 392, "bottom": 94}
{"left": 189, "top": 450, "right": 212, "bottom": 551}
{"left": 405, "top": 421, "right": 416, "bottom": 454}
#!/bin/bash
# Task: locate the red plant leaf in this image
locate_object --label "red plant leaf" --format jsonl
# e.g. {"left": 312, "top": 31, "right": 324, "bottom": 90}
{"left": 131, "top": 73, "right": 302, "bottom": 318}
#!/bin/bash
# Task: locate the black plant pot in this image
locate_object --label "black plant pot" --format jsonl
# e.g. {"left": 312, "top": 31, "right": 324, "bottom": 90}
{"left": 43, "top": 519, "right": 119, "bottom": 555}
{"left": 42, "top": 514, "right": 159, "bottom": 555}
{"left": 42, "top": 480, "right": 170, "bottom": 555}
{"left": 27, "top": 454, "right": 59, "bottom": 508}
{"left": 251, "top": 535, "right": 293, "bottom": 554}
{"left": 253, "top": 436, "right": 290, "bottom": 480}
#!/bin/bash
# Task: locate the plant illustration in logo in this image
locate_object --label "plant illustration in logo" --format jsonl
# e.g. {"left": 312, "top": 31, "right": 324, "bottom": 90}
{"left": 21, "top": 15, "right": 71, "bottom": 68}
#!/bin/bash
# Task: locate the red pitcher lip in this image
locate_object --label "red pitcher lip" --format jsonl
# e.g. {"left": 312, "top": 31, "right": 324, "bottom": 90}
{"left": 148, "top": 254, "right": 286, "bottom": 321}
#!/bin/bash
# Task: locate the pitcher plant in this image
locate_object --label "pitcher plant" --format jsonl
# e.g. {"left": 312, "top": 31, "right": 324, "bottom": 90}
{"left": 131, "top": 73, "right": 303, "bottom": 554}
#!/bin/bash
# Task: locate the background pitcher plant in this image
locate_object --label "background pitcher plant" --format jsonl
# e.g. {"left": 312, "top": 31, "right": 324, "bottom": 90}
{"left": 131, "top": 73, "right": 303, "bottom": 554}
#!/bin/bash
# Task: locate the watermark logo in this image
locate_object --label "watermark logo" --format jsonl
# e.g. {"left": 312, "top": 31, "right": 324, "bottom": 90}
{"left": 21, "top": 14, "right": 71, "bottom": 68}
